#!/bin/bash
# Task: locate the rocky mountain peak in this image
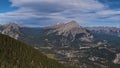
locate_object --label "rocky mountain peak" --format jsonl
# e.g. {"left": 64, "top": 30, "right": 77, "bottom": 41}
{"left": 0, "top": 23, "right": 22, "bottom": 39}
{"left": 57, "top": 21, "right": 80, "bottom": 32}
{"left": 45, "top": 21, "right": 93, "bottom": 42}
{"left": 46, "top": 21, "right": 80, "bottom": 32}
{"left": 65, "top": 20, "right": 80, "bottom": 28}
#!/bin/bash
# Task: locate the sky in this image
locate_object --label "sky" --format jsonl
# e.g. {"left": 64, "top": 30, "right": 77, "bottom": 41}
{"left": 0, "top": 0, "right": 120, "bottom": 27}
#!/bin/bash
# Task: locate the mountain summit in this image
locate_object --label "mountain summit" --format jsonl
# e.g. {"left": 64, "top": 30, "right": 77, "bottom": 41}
{"left": 0, "top": 23, "right": 22, "bottom": 39}
{"left": 47, "top": 21, "right": 80, "bottom": 32}
{"left": 44, "top": 21, "right": 93, "bottom": 44}
{"left": 58, "top": 20, "right": 80, "bottom": 30}
{"left": 46, "top": 21, "right": 84, "bottom": 35}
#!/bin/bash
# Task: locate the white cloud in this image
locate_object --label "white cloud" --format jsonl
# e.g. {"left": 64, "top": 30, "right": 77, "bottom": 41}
{"left": 96, "top": 10, "right": 120, "bottom": 16}
{"left": 10, "top": 0, "right": 105, "bottom": 12}
{"left": 0, "top": 0, "right": 120, "bottom": 26}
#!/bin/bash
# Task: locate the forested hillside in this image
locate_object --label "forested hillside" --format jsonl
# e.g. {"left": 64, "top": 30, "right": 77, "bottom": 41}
{"left": 0, "top": 34, "right": 67, "bottom": 68}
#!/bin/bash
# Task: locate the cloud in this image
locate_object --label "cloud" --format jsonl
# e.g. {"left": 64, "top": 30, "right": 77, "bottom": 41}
{"left": 94, "top": 10, "right": 120, "bottom": 22}
{"left": 10, "top": 0, "right": 105, "bottom": 12}
{"left": 96, "top": 10, "right": 120, "bottom": 16}
{"left": 0, "top": 0, "right": 120, "bottom": 26}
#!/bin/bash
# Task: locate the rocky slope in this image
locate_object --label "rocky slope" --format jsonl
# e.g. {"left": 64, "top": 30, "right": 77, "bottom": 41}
{"left": 0, "top": 23, "right": 22, "bottom": 39}
{"left": 44, "top": 21, "right": 93, "bottom": 42}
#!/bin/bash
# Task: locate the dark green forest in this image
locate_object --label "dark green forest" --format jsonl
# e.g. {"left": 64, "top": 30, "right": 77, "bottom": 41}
{"left": 0, "top": 34, "right": 67, "bottom": 68}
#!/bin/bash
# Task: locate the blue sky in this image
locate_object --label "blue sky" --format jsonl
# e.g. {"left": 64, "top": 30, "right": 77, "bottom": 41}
{"left": 0, "top": 0, "right": 120, "bottom": 27}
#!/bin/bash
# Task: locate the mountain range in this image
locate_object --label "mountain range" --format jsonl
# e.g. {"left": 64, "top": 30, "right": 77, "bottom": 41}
{"left": 86, "top": 27, "right": 120, "bottom": 37}
{"left": 1, "top": 21, "right": 120, "bottom": 68}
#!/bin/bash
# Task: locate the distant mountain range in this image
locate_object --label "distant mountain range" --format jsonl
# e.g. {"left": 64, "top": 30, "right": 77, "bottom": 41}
{"left": 1, "top": 21, "right": 120, "bottom": 68}
{"left": 86, "top": 27, "right": 120, "bottom": 37}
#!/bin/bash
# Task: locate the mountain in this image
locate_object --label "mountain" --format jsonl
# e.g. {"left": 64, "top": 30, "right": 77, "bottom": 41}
{"left": 0, "top": 23, "right": 22, "bottom": 39}
{"left": 44, "top": 21, "right": 93, "bottom": 42}
{"left": 18, "top": 22, "right": 120, "bottom": 68}
{"left": 0, "top": 21, "right": 93, "bottom": 47}
{"left": 1, "top": 21, "right": 120, "bottom": 68}
{"left": 85, "top": 27, "right": 120, "bottom": 65}
{"left": 85, "top": 27, "right": 120, "bottom": 47}
{"left": 0, "top": 21, "right": 95, "bottom": 68}
{"left": 0, "top": 34, "right": 67, "bottom": 68}
{"left": 0, "top": 21, "right": 93, "bottom": 43}
{"left": 86, "top": 27, "right": 120, "bottom": 37}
